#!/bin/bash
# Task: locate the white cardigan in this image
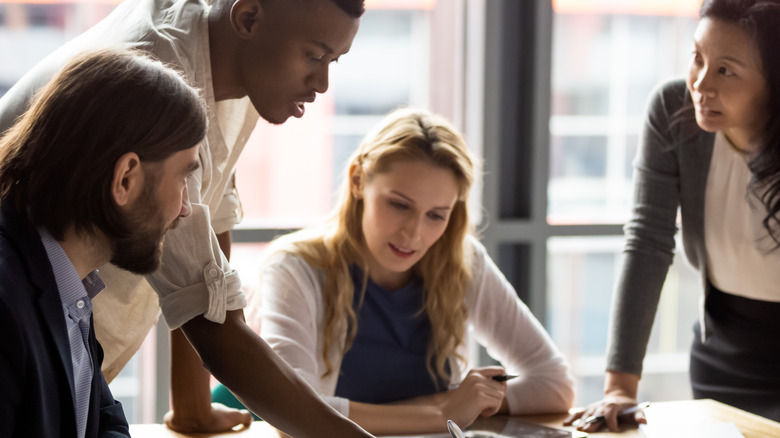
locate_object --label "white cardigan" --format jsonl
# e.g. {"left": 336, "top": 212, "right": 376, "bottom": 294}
{"left": 256, "top": 236, "right": 575, "bottom": 416}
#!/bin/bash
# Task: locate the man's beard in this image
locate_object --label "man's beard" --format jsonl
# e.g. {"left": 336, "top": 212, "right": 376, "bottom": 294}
{"left": 109, "top": 181, "right": 179, "bottom": 275}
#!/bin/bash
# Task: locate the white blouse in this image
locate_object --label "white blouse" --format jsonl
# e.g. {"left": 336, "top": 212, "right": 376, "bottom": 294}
{"left": 704, "top": 132, "right": 780, "bottom": 302}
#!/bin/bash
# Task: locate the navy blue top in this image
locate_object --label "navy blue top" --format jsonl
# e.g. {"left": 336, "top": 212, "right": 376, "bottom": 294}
{"left": 335, "top": 266, "right": 448, "bottom": 403}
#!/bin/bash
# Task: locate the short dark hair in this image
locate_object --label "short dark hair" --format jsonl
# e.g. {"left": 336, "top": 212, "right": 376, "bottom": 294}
{"left": 699, "top": 0, "right": 780, "bottom": 243}
{"left": 0, "top": 48, "right": 207, "bottom": 241}
{"left": 327, "top": 0, "right": 365, "bottom": 17}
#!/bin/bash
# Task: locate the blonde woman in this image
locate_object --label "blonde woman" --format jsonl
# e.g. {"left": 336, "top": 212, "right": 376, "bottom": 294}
{"left": 250, "top": 108, "right": 574, "bottom": 435}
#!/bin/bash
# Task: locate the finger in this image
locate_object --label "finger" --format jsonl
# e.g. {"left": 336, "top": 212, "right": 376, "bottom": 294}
{"left": 580, "top": 418, "right": 606, "bottom": 433}
{"left": 479, "top": 395, "right": 504, "bottom": 417}
{"left": 562, "top": 408, "right": 586, "bottom": 425}
{"left": 232, "top": 409, "right": 253, "bottom": 428}
{"left": 465, "top": 378, "right": 503, "bottom": 394}
{"left": 475, "top": 366, "right": 507, "bottom": 378}
{"left": 481, "top": 406, "right": 499, "bottom": 417}
{"left": 573, "top": 410, "right": 604, "bottom": 432}
{"left": 570, "top": 408, "right": 597, "bottom": 428}
{"left": 480, "top": 401, "right": 500, "bottom": 417}
{"left": 604, "top": 411, "right": 620, "bottom": 432}
{"left": 634, "top": 410, "right": 647, "bottom": 425}
{"left": 221, "top": 409, "right": 252, "bottom": 428}
{"left": 208, "top": 405, "right": 253, "bottom": 431}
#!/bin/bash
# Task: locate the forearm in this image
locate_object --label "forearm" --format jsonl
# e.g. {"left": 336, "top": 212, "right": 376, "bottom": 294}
{"left": 385, "top": 390, "right": 507, "bottom": 413}
{"left": 605, "top": 250, "right": 669, "bottom": 375}
{"left": 506, "top": 376, "right": 574, "bottom": 414}
{"left": 348, "top": 399, "right": 444, "bottom": 435}
{"left": 349, "top": 368, "right": 512, "bottom": 435}
{"left": 181, "top": 310, "right": 372, "bottom": 438}
{"left": 168, "top": 328, "right": 215, "bottom": 429}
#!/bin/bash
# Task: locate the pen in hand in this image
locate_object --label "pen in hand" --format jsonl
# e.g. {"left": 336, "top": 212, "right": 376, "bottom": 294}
{"left": 583, "top": 401, "right": 651, "bottom": 426}
{"left": 492, "top": 374, "right": 518, "bottom": 382}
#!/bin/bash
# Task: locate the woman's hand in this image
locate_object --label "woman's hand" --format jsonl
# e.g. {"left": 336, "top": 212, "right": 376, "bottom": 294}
{"left": 439, "top": 367, "right": 508, "bottom": 428}
{"left": 563, "top": 371, "right": 645, "bottom": 432}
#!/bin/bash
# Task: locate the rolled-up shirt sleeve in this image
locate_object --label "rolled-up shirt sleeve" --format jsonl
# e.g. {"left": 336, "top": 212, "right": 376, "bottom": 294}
{"left": 146, "top": 164, "right": 246, "bottom": 329}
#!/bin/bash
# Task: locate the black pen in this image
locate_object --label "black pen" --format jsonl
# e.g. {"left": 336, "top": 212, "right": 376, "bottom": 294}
{"left": 492, "top": 374, "right": 518, "bottom": 382}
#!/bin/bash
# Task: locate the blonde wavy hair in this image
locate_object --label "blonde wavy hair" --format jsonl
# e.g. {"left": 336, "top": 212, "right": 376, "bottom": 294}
{"left": 266, "top": 108, "right": 476, "bottom": 384}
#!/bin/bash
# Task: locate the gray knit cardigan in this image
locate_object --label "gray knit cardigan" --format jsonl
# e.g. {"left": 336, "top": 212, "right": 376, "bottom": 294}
{"left": 606, "top": 78, "right": 717, "bottom": 376}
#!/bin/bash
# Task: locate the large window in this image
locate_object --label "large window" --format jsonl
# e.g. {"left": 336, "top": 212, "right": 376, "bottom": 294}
{"left": 549, "top": 1, "right": 698, "bottom": 224}
{"left": 548, "top": 0, "right": 701, "bottom": 405}
{"left": 479, "top": 0, "right": 702, "bottom": 407}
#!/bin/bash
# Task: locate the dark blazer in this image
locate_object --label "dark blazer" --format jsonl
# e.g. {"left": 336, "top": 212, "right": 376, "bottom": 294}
{"left": 0, "top": 205, "right": 129, "bottom": 437}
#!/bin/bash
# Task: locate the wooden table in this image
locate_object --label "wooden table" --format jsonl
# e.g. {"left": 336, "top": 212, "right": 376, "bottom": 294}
{"left": 522, "top": 399, "right": 780, "bottom": 438}
{"left": 129, "top": 399, "right": 780, "bottom": 437}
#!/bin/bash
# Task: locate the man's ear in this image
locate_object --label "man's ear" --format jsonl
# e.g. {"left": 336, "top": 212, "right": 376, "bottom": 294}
{"left": 230, "top": 0, "right": 264, "bottom": 39}
{"left": 112, "top": 152, "right": 143, "bottom": 207}
{"left": 349, "top": 163, "right": 364, "bottom": 200}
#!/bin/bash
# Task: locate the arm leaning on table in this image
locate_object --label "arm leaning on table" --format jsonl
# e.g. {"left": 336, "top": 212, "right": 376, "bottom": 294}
{"left": 564, "top": 80, "right": 689, "bottom": 432}
{"left": 165, "top": 227, "right": 253, "bottom": 433}
{"left": 595, "top": 81, "right": 685, "bottom": 431}
{"left": 598, "top": 81, "right": 687, "bottom": 431}
{"left": 143, "top": 174, "right": 370, "bottom": 438}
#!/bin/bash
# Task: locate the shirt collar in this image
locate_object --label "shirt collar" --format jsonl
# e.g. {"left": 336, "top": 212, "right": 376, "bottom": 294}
{"left": 38, "top": 229, "right": 105, "bottom": 306}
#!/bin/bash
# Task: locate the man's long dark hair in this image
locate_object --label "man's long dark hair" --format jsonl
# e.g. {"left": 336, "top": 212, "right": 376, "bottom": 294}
{"left": 0, "top": 48, "right": 207, "bottom": 241}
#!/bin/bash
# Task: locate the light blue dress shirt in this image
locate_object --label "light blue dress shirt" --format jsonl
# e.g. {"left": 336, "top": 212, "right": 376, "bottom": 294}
{"left": 39, "top": 229, "right": 105, "bottom": 438}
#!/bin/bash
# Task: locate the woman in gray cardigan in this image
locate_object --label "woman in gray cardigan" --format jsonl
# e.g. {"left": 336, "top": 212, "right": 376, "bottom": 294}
{"left": 565, "top": 0, "right": 780, "bottom": 432}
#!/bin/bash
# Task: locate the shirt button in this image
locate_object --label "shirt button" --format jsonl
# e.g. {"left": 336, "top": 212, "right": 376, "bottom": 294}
{"left": 209, "top": 269, "right": 218, "bottom": 277}
{"left": 76, "top": 300, "right": 85, "bottom": 309}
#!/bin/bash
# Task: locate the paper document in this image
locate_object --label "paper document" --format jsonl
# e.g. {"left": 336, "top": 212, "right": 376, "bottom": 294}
{"left": 639, "top": 422, "right": 744, "bottom": 438}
